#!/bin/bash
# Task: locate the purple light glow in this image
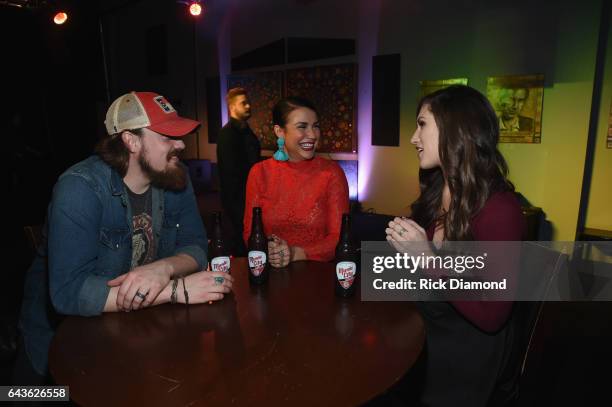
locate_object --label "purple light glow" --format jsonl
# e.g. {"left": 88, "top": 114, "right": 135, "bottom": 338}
{"left": 356, "top": 0, "right": 382, "bottom": 202}
{"left": 336, "top": 160, "right": 359, "bottom": 200}
{"left": 217, "top": 12, "right": 231, "bottom": 125}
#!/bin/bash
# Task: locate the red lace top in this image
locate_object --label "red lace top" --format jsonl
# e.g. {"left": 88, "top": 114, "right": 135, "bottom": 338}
{"left": 243, "top": 157, "right": 350, "bottom": 262}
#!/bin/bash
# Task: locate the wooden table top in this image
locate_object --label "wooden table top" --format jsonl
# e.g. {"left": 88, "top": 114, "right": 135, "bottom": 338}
{"left": 49, "top": 258, "right": 424, "bottom": 407}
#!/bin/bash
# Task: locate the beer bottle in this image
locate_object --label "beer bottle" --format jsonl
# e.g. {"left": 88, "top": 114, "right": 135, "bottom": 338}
{"left": 248, "top": 207, "right": 269, "bottom": 285}
{"left": 208, "top": 212, "right": 231, "bottom": 273}
{"left": 335, "top": 213, "right": 358, "bottom": 297}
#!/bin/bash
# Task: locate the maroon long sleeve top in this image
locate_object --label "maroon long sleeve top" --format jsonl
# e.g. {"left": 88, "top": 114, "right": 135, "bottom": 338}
{"left": 426, "top": 191, "right": 526, "bottom": 333}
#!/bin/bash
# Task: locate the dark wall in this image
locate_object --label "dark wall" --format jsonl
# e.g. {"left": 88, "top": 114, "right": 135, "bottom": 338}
{"left": 3, "top": 1, "right": 106, "bottom": 310}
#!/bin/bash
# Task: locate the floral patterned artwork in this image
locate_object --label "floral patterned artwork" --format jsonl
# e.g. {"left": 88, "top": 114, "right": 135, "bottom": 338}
{"left": 286, "top": 64, "right": 357, "bottom": 153}
{"left": 227, "top": 71, "right": 284, "bottom": 150}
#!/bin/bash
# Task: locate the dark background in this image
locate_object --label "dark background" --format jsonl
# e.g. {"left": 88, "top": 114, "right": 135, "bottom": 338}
{"left": 5, "top": 0, "right": 106, "bottom": 313}
{"left": 1, "top": 2, "right": 611, "bottom": 405}
{"left": 3, "top": 2, "right": 113, "bottom": 380}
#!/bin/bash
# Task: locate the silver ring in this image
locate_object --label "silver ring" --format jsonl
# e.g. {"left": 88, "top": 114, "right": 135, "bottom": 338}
{"left": 214, "top": 276, "right": 224, "bottom": 285}
{"left": 399, "top": 229, "right": 404, "bottom": 237}
{"left": 134, "top": 291, "right": 147, "bottom": 300}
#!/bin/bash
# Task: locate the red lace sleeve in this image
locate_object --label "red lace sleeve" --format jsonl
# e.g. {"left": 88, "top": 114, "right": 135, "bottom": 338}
{"left": 301, "top": 164, "right": 350, "bottom": 262}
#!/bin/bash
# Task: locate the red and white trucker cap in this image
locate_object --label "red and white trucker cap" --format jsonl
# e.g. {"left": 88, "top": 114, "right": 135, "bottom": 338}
{"left": 104, "top": 91, "right": 200, "bottom": 137}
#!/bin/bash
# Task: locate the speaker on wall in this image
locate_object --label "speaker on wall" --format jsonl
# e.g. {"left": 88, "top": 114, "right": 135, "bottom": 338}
{"left": 372, "top": 54, "right": 400, "bottom": 147}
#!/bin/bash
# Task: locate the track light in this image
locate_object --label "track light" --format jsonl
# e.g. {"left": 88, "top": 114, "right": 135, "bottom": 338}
{"left": 53, "top": 11, "right": 68, "bottom": 25}
{"left": 189, "top": 1, "right": 202, "bottom": 16}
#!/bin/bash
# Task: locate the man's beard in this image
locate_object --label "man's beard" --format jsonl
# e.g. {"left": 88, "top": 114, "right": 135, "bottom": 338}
{"left": 139, "top": 149, "right": 187, "bottom": 191}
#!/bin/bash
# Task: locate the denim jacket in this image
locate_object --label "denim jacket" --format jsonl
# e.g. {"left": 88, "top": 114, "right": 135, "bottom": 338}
{"left": 19, "top": 156, "right": 208, "bottom": 375}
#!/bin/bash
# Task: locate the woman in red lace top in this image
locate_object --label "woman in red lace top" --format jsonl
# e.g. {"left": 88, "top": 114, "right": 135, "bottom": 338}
{"left": 243, "top": 97, "right": 349, "bottom": 267}
{"left": 385, "top": 85, "right": 526, "bottom": 406}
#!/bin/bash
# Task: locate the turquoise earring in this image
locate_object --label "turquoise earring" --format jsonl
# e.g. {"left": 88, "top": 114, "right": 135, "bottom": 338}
{"left": 273, "top": 137, "right": 289, "bottom": 161}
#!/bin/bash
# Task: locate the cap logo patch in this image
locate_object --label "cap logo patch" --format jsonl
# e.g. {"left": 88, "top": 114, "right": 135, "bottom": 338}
{"left": 153, "top": 96, "right": 175, "bottom": 113}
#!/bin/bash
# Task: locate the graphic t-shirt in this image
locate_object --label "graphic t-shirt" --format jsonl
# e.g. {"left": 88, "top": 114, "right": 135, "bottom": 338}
{"left": 126, "top": 185, "right": 156, "bottom": 268}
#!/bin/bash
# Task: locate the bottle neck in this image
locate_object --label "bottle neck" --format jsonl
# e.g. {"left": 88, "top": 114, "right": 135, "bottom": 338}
{"left": 339, "top": 216, "right": 351, "bottom": 241}
{"left": 213, "top": 214, "right": 223, "bottom": 242}
{"left": 251, "top": 210, "right": 264, "bottom": 234}
{"left": 213, "top": 227, "right": 223, "bottom": 243}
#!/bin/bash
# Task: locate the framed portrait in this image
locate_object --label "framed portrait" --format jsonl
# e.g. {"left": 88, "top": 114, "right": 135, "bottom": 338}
{"left": 418, "top": 78, "right": 468, "bottom": 100}
{"left": 227, "top": 71, "right": 284, "bottom": 151}
{"left": 487, "top": 74, "right": 544, "bottom": 143}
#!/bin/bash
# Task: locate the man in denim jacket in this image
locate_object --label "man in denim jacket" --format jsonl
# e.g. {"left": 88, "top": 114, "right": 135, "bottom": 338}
{"left": 15, "top": 92, "right": 233, "bottom": 384}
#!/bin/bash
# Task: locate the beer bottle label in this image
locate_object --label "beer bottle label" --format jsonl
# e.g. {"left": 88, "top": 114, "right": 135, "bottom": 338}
{"left": 336, "top": 261, "right": 356, "bottom": 289}
{"left": 211, "top": 256, "right": 231, "bottom": 273}
{"left": 248, "top": 251, "right": 267, "bottom": 276}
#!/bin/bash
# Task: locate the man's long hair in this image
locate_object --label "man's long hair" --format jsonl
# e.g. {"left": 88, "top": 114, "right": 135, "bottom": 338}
{"left": 95, "top": 129, "right": 143, "bottom": 177}
{"left": 96, "top": 128, "right": 186, "bottom": 190}
{"left": 410, "top": 85, "right": 513, "bottom": 241}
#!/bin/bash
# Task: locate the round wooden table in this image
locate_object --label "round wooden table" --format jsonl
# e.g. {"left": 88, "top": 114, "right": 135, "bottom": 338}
{"left": 49, "top": 259, "right": 424, "bottom": 406}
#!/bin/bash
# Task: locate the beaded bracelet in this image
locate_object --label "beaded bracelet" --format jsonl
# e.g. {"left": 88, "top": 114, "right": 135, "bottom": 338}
{"left": 181, "top": 277, "right": 189, "bottom": 306}
{"left": 171, "top": 278, "right": 178, "bottom": 304}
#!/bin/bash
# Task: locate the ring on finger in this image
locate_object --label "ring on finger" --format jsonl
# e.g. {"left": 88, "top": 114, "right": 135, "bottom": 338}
{"left": 134, "top": 291, "right": 148, "bottom": 301}
{"left": 214, "top": 276, "right": 224, "bottom": 285}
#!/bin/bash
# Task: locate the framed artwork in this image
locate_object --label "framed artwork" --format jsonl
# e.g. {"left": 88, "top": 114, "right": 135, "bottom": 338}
{"left": 487, "top": 74, "right": 544, "bottom": 143}
{"left": 607, "top": 100, "right": 612, "bottom": 149}
{"left": 227, "top": 71, "right": 284, "bottom": 151}
{"left": 418, "top": 78, "right": 468, "bottom": 100}
{"left": 286, "top": 64, "right": 357, "bottom": 153}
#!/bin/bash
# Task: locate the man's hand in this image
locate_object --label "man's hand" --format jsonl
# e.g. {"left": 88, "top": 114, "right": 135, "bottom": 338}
{"left": 183, "top": 271, "right": 234, "bottom": 304}
{"left": 107, "top": 261, "right": 172, "bottom": 311}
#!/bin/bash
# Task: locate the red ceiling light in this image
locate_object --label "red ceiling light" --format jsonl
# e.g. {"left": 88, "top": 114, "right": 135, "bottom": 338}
{"left": 189, "top": 2, "right": 202, "bottom": 16}
{"left": 53, "top": 12, "right": 68, "bottom": 25}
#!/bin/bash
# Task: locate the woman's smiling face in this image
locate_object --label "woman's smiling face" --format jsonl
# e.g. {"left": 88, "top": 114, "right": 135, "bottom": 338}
{"left": 275, "top": 107, "right": 320, "bottom": 162}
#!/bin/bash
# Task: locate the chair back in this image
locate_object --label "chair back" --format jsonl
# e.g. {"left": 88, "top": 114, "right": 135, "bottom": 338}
{"left": 489, "top": 243, "right": 568, "bottom": 406}
{"left": 23, "top": 224, "right": 43, "bottom": 258}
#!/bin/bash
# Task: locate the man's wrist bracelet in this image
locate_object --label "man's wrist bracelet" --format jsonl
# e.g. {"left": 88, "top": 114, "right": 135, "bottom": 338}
{"left": 171, "top": 278, "right": 178, "bottom": 304}
{"left": 181, "top": 277, "right": 189, "bottom": 305}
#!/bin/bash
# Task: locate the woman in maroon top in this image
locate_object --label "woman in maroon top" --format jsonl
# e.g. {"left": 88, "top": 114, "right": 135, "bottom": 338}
{"left": 385, "top": 85, "right": 526, "bottom": 406}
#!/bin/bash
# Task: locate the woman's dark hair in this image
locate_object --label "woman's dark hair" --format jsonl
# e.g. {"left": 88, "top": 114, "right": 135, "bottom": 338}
{"left": 95, "top": 128, "right": 144, "bottom": 177}
{"left": 410, "top": 85, "right": 514, "bottom": 241}
{"left": 272, "top": 97, "right": 319, "bottom": 127}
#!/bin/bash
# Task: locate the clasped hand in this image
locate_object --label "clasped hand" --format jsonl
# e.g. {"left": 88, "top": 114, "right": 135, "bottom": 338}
{"left": 108, "top": 262, "right": 171, "bottom": 311}
{"left": 108, "top": 262, "right": 234, "bottom": 311}
{"left": 268, "top": 234, "right": 291, "bottom": 268}
{"left": 385, "top": 217, "right": 429, "bottom": 255}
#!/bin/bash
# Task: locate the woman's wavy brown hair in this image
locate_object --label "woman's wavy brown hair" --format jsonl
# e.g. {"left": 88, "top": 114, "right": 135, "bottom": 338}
{"left": 410, "top": 85, "right": 514, "bottom": 241}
